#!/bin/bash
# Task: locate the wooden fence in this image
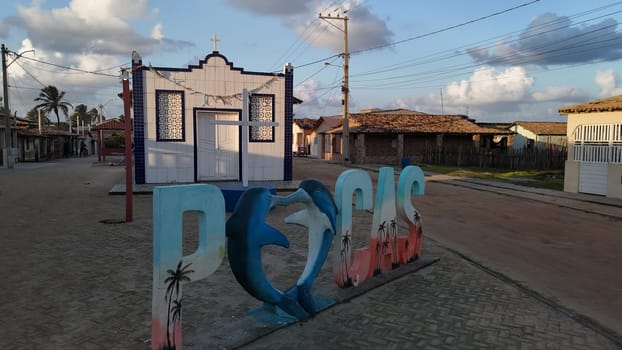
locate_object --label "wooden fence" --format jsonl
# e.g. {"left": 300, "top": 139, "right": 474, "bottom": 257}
{"left": 422, "top": 145, "right": 567, "bottom": 170}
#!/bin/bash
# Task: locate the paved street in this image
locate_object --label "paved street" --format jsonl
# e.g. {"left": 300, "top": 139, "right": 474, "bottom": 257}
{"left": 1, "top": 156, "right": 621, "bottom": 349}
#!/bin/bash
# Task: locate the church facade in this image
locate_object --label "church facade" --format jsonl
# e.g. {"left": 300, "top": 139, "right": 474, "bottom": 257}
{"left": 131, "top": 50, "right": 293, "bottom": 184}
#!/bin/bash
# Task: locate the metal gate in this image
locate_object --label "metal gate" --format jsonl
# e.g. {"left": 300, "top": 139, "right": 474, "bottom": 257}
{"left": 573, "top": 123, "right": 622, "bottom": 195}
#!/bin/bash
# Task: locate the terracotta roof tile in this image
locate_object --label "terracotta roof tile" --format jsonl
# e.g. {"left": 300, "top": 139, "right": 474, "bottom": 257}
{"left": 18, "top": 127, "right": 75, "bottom": 136}
{"left": 338, "top": 113, "right": 510, "bottom": 135}
{"left": 558, "top": 95, "right": 622, "bottom": 114}
{"left": 293, "top": 118, "right": 321, "bottom": 129}
{"left": 513, "top": 121, "right": 566, "bottom": 135}
{"left": 92, "top": 119, "right": 128, "bottom": 130}
{"left": 358, "top": 108, "right": 428, "bottom": 115}
{"left": 319, "top": 115, "right": 343, "bottom": 129}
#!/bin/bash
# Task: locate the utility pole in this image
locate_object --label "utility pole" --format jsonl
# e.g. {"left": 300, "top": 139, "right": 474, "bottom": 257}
{"left": 319, "top": 12, "right": 350, "bottom": 162}
{"left": 2, "top": 44, "right": 13, "bottom": 168}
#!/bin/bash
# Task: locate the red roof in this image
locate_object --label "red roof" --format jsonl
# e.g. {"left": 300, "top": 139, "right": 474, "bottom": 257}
{"left": 327, "top": 113, "right": 511, "bottom": 135}
{"left": 92, "top": 119, "right": 129, "bottom": 130}
{"left": 558, "top": 95, "right": 622, "bottom": 114}
{"left": 293, "top": 118, "right": 321, "bottom": 129}
{"left": 512, "top": 121, "right": 567, "bottom": 135}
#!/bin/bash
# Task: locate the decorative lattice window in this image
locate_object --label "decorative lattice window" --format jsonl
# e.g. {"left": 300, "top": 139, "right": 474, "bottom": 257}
{"left": 156, "top": 90, "right": 185, "bottom": 141}
{"left": 250, "top": 94, "right": 274, "bottom": 142}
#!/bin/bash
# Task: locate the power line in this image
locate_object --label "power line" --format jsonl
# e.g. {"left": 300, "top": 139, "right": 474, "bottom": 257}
{"left": 13, "top": 60, "right": 48, "bottom": 88}
{"left": 293, "top": 0, "right": 542, "bottom": 70}
{"left": 349, "top": 20, "right": 622, "bottom": 89}
{"left": 17, "top": 55, "right": 120, "bottom": 78}
{"left": 351, "top": 0, "right": 542, "bottom": 55}
{"left": 344, "top": 3, "right": 622, "bottom": 90}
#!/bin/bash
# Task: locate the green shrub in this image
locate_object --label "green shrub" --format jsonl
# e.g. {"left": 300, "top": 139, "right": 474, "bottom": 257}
{"left": 104, "top": 132, "right": 125, "bottom": 148}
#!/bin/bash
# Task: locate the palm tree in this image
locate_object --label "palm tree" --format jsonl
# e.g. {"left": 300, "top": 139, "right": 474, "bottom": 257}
{"left": 89, "top": 107, "right": 102, "bottom": 123}
{"left": 70, "top": 104, "right": 98, "bottom": 126}
{"left": 34, "top": 85, "right": 73, "bottom": 128}
{"left": 164, "top": 261, "right": 194, "bottom": 350}
{"left": 26, "top": 107, "right": 51, "bottom": 125}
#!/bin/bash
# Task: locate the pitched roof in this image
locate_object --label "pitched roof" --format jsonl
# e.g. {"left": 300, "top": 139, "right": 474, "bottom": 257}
{"left": 358, "top": 108, "right": 428, "bottom": 115}
{"left": 318, "top": 115, "right": 343, "bottom": 129}
{"left": 92, "top": 118, "right": 128, "bottom": 130}
{"left": 512, "top": 121, "right": 566, "bottom": 135}
{"left": 337, "top": 113, "right": 510, "bottom": 135}
{"left": 558, "top": 95, "right": 622, "bottom": 114}
{"left": 477, "top": 122, "right": 513, "bottom": 130}
{"left": 293, "top": 117, "right": 321, "bottom": 129}
{"left": 18, "top": 127, "right": 75, "bottom": 136}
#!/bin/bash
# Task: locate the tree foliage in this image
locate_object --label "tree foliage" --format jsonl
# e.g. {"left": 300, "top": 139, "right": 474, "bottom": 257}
{"left": 70, "top": 104, "right": 99, "bottom": 126}
{"left": 34, "top": 85, "right": 73, "bottom": 128}
{"left": 26, "top": 107, "right": 51, "bottom": 125}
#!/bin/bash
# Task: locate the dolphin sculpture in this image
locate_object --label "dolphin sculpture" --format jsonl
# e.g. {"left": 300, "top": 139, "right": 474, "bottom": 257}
{"left": 271, "top": 179, "right": 338, "bottom": 316}
{"left": 226, "top": 187, "right": 310, "bottom": 320}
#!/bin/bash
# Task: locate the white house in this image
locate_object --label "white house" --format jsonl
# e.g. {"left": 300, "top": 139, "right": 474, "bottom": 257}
{"left": 508, "top": 121, "right": 567, "bottom": 150}
{"left": 559, "top": 95, "right": 622, "bottom": 198}
{"left": 292, "top": 118, "right": 319, "bottom": 156}
{"left": 131, "top": 50, "right": 294, "bottom": 184}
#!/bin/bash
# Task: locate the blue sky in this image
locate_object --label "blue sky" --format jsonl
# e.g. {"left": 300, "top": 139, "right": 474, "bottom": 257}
{"left": 2, "top": 0, "right": 622, "bottom": 123}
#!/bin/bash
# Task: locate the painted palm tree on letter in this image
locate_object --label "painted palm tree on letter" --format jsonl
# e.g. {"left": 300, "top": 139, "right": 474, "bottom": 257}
{"left": 389, "top": 218, "right": 399, "bottom": 269}
{"left": 164, "top": 261, "right": 194, "bottom": 350}
{"left": 374, "top": 221, "right": 386, "bottom": 276}
{"left": 34, "top": 85, "right": 73, "bottom": 128}
{"left": 339, "top": 230, "right": 352, "bottom": 287}
{"left": 171, "top": 298, "right": 183, "bottom": 348}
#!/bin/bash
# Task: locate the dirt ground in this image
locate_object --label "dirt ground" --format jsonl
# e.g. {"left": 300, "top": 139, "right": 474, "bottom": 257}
{"left": 292, "top": 157, "right": 622, "bottom": 336}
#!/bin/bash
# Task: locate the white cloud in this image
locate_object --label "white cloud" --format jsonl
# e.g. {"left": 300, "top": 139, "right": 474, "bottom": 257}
{"left": 293, "top": 79, "right": 342, "bottom": 117}
{"left": 298, "top": 0, "right": 393, "bottom": 54}
{"left": 468, "top": 13, "right": 622, "bottom": 67}
{"left": 595, "top": 69, "right": 622, "bottom": 97}
{"left": 392, "top": 66, "right": 586, "bottom": 122}
{"left": 9, "top": 0, "right": 191, "bottom": 56}
{"left": 444, "top": 66, "right": 534, "bottom": 105}
{"left": 227, "top": 0, "right": 312, "bottom": 16}
{"left": 532, "top": 86, "right": 586, "bottom": 102}
{"left": 151, "top": 23, "right": 163, "bottom": 40}
{"left": 228, "top": 0, "right": 393, "bottom": 54}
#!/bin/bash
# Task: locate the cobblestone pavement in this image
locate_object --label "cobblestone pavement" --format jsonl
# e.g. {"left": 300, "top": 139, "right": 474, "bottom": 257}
{"left": 1, "top": 156, "right": 620, "bottom": 349}
{"left": 244, "top": 240, "right": 619, "bottom": 350}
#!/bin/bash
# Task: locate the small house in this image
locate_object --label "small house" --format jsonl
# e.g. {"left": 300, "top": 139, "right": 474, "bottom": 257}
{"left": 508, "top": 121, "right": 567, "bottom": 150}
{"left": 559, "top": 95, "right": 622, "bottom": 198}
{"left": 292, "top": 118, "right": 320, "bottom": 156}
{"left": 319, "top": 112, "right": 510, "bottom": 165}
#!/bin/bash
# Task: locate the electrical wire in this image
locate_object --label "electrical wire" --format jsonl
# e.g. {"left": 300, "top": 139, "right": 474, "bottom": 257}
{"left": 293, "top": 0, "right": 541, "bottom": 72}
{"left": 352, "top": 5, "right": 622, "bottom": 79}
{"left": 350, "top": 0, "right": 542, "bottom": 55}
{"left": 345, "top": 5, "right": 622, "bottom": 90}
{"left": 17, "top": 55, "right": 120, "bottom": 78}
{"left": 13, "top": 60, "right": 48, "bottom": 88}
{"left": 350, "top": 5, "right": 622, "bottom": 82}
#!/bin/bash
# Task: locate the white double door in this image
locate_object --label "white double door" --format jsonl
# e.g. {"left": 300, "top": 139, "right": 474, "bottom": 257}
{"left": 197, "top": 112, "right": 239, "bottom": 181}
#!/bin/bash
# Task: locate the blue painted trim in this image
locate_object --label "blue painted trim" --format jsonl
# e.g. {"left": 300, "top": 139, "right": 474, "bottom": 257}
{"left": 249, "top": 94, "right": 275, "bottom": 143}
{"left": 132, "top": 58, "right": 146, "bottom": 184}
{"left": 150, "top": 52, "right": 285, "bottom": 77}
{"left": 155, "top": 90, "right": 186, "bottom": 142}
{"left": 192, "top": 108, "right": 243, "bottom": 183}
{"left": 284, "top": 66, "right": 294, "bottom": 181}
